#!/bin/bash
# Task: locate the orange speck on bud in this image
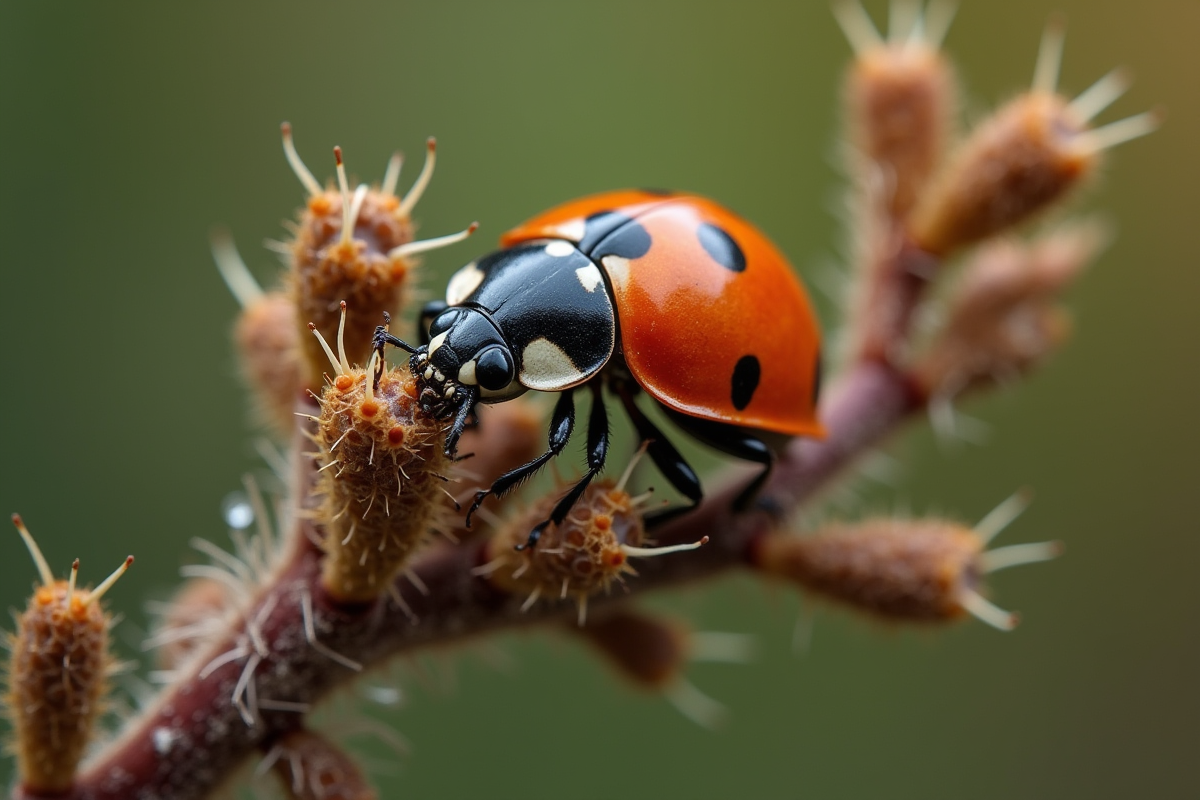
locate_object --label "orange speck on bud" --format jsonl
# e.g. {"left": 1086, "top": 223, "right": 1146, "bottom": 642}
{"left": 387, "top": 426, "right": 406, "bottom": 446}
{"left": 308, "top": 195, "right": 332, "bottom": 215}
{"left": 334, "top": 375, "right": 355, "bottom": 392}
{"left": 358, "top": 398, "right": 380, "bottom": 418}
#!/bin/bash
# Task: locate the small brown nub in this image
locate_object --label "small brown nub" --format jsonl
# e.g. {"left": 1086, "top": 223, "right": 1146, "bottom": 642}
{"left": 578, "top": 610, "right": 688, "bottom": 689}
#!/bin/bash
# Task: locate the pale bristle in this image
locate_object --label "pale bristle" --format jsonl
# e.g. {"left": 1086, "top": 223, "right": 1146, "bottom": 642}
{"left": 280, "top": 122, "right": 322, "bottom": 197}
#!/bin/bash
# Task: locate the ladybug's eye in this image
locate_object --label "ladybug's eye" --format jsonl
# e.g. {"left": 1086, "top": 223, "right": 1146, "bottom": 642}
{"left": 475, "top": 347, "right": 514, "bottom": 391}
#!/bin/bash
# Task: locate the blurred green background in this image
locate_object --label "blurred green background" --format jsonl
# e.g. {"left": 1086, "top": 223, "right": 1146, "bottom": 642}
{"left": 1, "top": 1, "right": 1196, "bottom": 798}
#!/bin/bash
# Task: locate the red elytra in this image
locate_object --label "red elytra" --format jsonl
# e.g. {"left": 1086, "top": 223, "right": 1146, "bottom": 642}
{"left": 501, "top": 190, "right": 824, "bottom": 438}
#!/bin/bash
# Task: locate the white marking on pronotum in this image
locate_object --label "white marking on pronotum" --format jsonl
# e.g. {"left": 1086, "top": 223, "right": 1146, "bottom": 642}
{"left": 601, "top": 254, "right": 630, "bottom": 287}
{"left": 544, "top": 240, "right": 575, "bottom": 257}
{"left": 427, "top": 330, "right": 448, "bottom": 356}
{"left": 446, "top": 261, "right": 485, "bottom": 305}
{"left": 458, "top": 358, "right": 478, "bottom": 385}
{"left": 575, "top": 263, "right": 603, "bottom": 293}
{"left": 519, "top": 337, "right": 584, "bottom": 390}
{"left": 554, "top": 218, "right": 587, "bottom": 242}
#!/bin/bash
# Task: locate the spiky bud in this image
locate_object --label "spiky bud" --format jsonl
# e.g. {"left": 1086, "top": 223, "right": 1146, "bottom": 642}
{"left": 836, "top": 0, "right": 958, "bottom": 218}
{"left": 752, "top": 494, "right": 1061, "bottom": 630}
{"left": 212, "top": 234, "right": 304, "bottom": 434}
{"left": 307, "top": 305, "right": 450, "bottom": 603}
{"left": 4, "top": 515, "right": 133, "bottom": 794}
{"left": 281, "top": 126, "right": 476, "bottom": 387}
{"left": 910, "top": 24, "right": 1157, "bottom": 255}
{"left": 916, "top": 223, "right": 1104, "bottom": 400}
{"left": 266, "top": 729, "right": 377, "bottom": 800}
{"left": 478, "top": 457, "right": 706, "bottom": 625}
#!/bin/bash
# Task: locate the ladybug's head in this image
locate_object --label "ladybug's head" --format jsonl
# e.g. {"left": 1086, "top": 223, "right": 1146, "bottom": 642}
{"left": 412, "top": 306, "right": 525, "bottom": 420}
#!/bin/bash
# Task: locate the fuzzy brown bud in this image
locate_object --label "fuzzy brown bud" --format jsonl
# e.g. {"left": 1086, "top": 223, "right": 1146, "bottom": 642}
{"left": 308, "top": 311, "right": 450, "bottom": 602}
{"left": 281, "top": 128, "right": 476, "bottom": 389}
{"left": 753, "top": 497, "right": 1060, "bottom": 630}
{"left": 236, "top": 290, "right": 303, "bottom": 432}
{"left": 916, "top": 224, "right": 1104, "bottom": 399}
{"left": 577, "top": 609, "right": 689, "bottom": 689}
{"left": 4, "top": 515, "right": 133, "bottom": 794}
{"left": 841, "top": 6, "right": 956, "bottom": 218}
{"left": 909, "top": 26, "right": 1157, "bottom": 257}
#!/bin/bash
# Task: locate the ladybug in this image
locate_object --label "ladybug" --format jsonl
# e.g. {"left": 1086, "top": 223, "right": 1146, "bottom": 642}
{"left": 374, "top": 189, "right": 824, "bottom": 548}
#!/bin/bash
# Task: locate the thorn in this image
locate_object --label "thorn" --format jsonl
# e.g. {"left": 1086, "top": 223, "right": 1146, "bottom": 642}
{"left": 959, "top": 589, "right": 1020, "bottom": 631}
{"left": 280, "top": 122, "right": 322, "bottom": 197}
{"left": 397, "top": 137, "right": 436, "bottom": 218}
{"left": 308, "top": 321, "right": 344, "bottom": 376}
{"left": 1032, "top": 14, "right": 1066, "bottom": 95}
{"left": 12, "top": 513, "right": 54, "bottom": 587}
{"left": 621, "top": 535, "right": 708, "bottom": 559}
{"left": 336, "top": 301, "right": 351, "bottom": 375}
{"left": 66, "top": 558, "right": 79, "bottom": 603}
{"left": 979, "top": 541, "right": 1064, "bottom": 574}
{"left": 975, "top": 489, "right": 1035, "bottom": 545}
{"left": 381, "top": 150, "right": 404, "bottom": 198}
{"left": 832, "top": 0, "right": 883, "bottom": 56}
{"left": 86, "top": 556, "right": 135, "bottom": 606}
{"left": 1081, "top": 109, "right": 1162, "bottom": 153}
{"left": 210, "top": 230, "right": 264, "bottom": 308}
{"left": 1067, "top": 68, "right": 1132, "bottom": 123}
{"left": 389, "top": 221, "right": 479, "bottom": 261}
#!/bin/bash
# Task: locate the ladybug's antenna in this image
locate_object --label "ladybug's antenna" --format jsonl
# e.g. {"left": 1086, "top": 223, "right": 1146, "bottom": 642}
{"left": 397, "top": 138, "right": 437, "bottom": 218}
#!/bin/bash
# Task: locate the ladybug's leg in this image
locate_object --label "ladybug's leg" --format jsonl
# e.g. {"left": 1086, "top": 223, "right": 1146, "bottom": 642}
{"left": 464, "top": 388, "right": 576, "bottom": 529}
{"left": 613, "top": 383, "right": 703, "bottom": 528}
{"left": 443, "top": 388, "right": 479, "bottom": 460}
{"left": 662, "top": 410, "right": 774, "bottom": 513}
{"left": 524, "top": 381, "right": 611, "bottom": 549}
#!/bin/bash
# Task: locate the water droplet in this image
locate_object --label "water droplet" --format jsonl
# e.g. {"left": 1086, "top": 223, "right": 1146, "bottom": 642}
{"left": 221, "top": 492, "right": 254, "bottom": 530}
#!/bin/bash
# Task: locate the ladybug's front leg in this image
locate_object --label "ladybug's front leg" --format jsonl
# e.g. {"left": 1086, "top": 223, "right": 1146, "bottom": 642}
{"left": 524, "top": 381, "right": 610, "bottom": 550}
{"left": 464, "top": 389, "right": 577, "bottom": 530}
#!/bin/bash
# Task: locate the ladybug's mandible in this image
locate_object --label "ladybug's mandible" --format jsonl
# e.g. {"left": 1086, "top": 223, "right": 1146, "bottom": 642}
{"left": 375, "top": 190, "right": 824, "bottom": 548}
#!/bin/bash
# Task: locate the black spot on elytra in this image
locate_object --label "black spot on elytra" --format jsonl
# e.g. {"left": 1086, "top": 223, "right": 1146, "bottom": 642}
{"left": 588, "top": 217, "right": 653, "bottom": 261}
{"left": 731, "top": 355, "right": 761, "bottom": 411}
{"left": 578, "top": 211, "right": 634, "bottom": 253}
{"left": 697, "top": 222, "right": 746, "bottom": 272}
